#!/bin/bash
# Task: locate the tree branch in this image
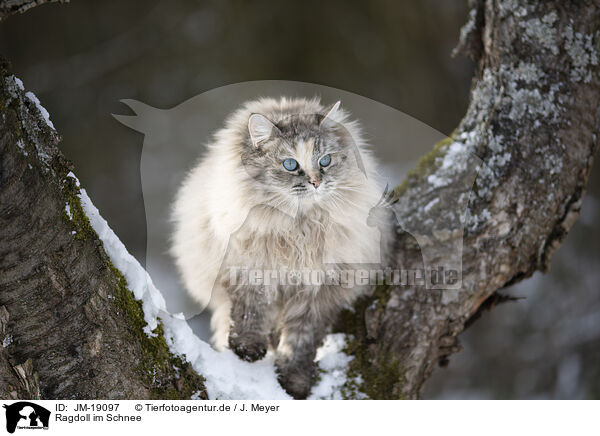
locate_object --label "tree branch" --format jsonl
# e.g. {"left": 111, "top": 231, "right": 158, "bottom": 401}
{"left": 338, "top": 0, "right": 599, "bottom": 399}
{"left": 0, "top": 0, "right": 67, "bottom": 21}
{"left": 0, "top": 58, "right": 207, "bottom": 399}
{"left": 0, "top": 0, "right": 598, "bottom": 400}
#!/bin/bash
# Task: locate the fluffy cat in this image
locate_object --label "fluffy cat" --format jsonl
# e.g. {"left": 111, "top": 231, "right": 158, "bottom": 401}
{"left": 171, "top": 97, "right": 392, "bottom": 398}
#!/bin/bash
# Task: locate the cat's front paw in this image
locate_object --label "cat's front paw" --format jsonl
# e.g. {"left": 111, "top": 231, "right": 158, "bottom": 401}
{"left": 276, "top": 361, "right": 316, "bottom": 399}
{"left": 228, "top": 332, "right": 268, "bottom": 362}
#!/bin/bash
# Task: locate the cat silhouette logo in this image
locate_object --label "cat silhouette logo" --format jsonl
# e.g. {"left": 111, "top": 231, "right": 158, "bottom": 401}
{"left": 2, "top": 402, "right": 50, "bottom": 433}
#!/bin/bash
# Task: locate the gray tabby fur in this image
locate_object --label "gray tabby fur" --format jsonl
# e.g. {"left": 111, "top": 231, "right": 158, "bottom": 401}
{"left": 171, "top": 97, "right": 392, "bottom": 398}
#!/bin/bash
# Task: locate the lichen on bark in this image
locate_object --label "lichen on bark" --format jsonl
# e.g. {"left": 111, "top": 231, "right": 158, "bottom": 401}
{"left": 0, "top": 58, "right": 207, "bottom": 399}
{"left": 1, "top": 0, "right": 598, "bottom": 400}
{"left": 337, "top": 0, "right": 600, "bottom": 399}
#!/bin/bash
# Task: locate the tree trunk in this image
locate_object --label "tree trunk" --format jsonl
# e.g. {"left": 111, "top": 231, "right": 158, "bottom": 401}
{"left": 0, "top": 58, "right": 207, "bottom": 399}
{"left": 0, "top": 0, "right": 598, "bottom": 399}
{"left": 338, "top": 0, "right": 600, "bottom": 399}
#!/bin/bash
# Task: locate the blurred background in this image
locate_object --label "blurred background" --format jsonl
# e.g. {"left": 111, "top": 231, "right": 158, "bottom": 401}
{"left": 1, "top": 0, "right": 598, "bottom": 399}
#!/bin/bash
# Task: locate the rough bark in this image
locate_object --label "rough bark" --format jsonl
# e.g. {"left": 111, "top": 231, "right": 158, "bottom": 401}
{"left": 0, "top": 0, "right": 598, "bottom": 400}
{"left": 0, "top": 0, "right": 67, "bottom": 21}
{"left": 338, "top": 0, "right": 600, "bottom": 399}
{"left": 0, "top": 58, "right": 207, "bottom": 399}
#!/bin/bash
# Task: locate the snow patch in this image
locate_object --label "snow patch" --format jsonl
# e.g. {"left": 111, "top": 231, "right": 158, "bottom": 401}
{"left": 78, "top": 185, "right": 292, "bottom": 399}
{"left": 190, "top": 390, "right": 205, "bottom": 400}
{"left": 13, "top": 76, "right": 24, "bottom": 90}
{"left": 67, "top": 171, "right": 80, "bottom": 187}
{"left": 309, "top": 334, "right": 354, "bottom": 400}
{"left": 25, "top": 91, "right": 55, "bottom": 130}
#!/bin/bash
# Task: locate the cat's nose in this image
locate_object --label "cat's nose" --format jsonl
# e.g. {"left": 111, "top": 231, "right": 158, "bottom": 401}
{"left": 308, "top": 178, "right": 321, "bottom": 188}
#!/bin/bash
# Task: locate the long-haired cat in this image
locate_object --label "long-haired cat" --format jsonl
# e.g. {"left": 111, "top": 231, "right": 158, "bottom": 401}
{"left": 171, "top": 97, "right": 392, "bottom": 398}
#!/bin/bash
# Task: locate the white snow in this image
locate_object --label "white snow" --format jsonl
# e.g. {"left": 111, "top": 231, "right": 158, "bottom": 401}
{"left": 309, "top": 334, "right": 355, "bottom": 400}
{"left": 190, "top": 390, "right": 205, "bottom": 400}
{"left": 65, "top": 204, "right": 72, "bottom": 220}
{"left": 14, "top": 76, "right": 24, "bottom": 90}
{"left": 67, "top": 171, "right": 80, "bottom": 187}
{"left": 25, "top": 91, "right": 55, "bottom": 130}
{"left": 77, "top": 186, "right": 291, "bottom": 399}
{"left": 75, "top": 174, "right": 354, "bottom": 399}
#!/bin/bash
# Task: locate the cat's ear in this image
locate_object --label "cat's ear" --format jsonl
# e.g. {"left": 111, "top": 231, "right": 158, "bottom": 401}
{"left": 320, "top": 100, "right": 341, "bottom": 126}
{"left": 248, "top": 113, "right": 277, "bottom": 147}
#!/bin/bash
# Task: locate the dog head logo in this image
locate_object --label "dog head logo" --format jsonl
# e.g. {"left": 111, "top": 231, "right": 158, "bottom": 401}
{"left": 3, "top": 402, "right": 50, "bottom": 433}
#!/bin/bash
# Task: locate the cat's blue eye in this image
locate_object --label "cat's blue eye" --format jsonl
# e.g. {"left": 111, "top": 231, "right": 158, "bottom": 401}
{"left": 283, "top": 158, "right": 299, "bottom": 171}
{"left": 319, "top": 154, "right": 331, "bottom": 167}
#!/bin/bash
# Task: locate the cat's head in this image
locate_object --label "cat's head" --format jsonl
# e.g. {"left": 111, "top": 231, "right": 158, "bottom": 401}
{"left": 240, "top": 101, "right": 368, "bottom": 211}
